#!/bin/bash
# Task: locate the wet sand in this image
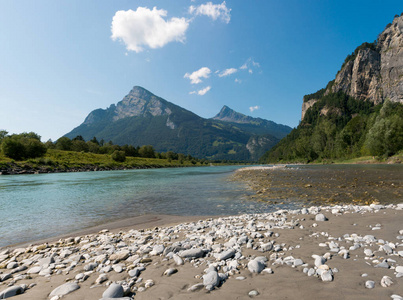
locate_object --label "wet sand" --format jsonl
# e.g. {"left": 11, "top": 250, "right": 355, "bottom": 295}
{"left": 231, "top": 164, "right": 403, "bottom": 207}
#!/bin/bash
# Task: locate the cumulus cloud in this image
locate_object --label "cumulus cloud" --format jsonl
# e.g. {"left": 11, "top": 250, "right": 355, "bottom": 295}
{"left": 219, "top": 68, "right": 238, "bottom": 77}
{"left": 184, "top": 67, "right": 211, "bottom": 84}
{"left": 189, "top": 1, "right": 231, "bottom": 23}
{"left": 190, "top": 86, "right": 211, "bottom": 95}
{"left": 249, "top": 105, "right": 260, "bottom": 112}
{"left": 235, "top": 78, "right": 242, "bottom": 83}
{"left": 111, "top": 7, "right": 189, "bottom": 53}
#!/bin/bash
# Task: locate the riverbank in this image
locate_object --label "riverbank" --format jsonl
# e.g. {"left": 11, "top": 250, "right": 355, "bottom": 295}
{"left": 231, "top": 164, "right": 403, "bottom": 207}
{"left": 0, "top": 149, "right": 215, "bottom": 175}
{"left": 0, "top": 204, "right": 402, "bottom": 299}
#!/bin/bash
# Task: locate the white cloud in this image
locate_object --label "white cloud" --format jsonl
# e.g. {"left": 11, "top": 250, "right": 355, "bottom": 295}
{"left": 184, "top": 67, "right": 211, "bottom": 84}
{"left": 249, "top": 105, "right": 260, "bottom": 112}
{"left": 189, "top": 1, "right": 231, "bottom": 23}
{"left": 241, "top": 58, "right": 260, "bottom": 72}
{"left": 219, "top": 68, "right": 238, "bottom": 77}
{"left": 198, "top": 86, "right": 211, "bottom": 95}
{"left": 111, "top": 7, "right": 189, "bottom": 53}
{"left": 190, "top": 86, "right": 211, "bottom": 95}
{"left": 235, "top": 78, "right": 242, "bottom": 83}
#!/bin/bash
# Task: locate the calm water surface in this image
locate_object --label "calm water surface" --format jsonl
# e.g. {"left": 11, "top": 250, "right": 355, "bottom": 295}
{"left": 0, "top": 166, "right": 274, "bottom": 247}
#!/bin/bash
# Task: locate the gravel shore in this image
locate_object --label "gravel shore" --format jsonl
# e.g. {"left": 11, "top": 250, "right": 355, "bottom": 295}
{"left": 0, "top": 204, "right": 402, "bottom": 299}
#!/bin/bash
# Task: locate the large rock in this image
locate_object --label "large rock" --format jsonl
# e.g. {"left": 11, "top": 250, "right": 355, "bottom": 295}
{"left": 248, "top": 259, "right": 265, "bottom": 273}
{"left": 102, "top": 283, "right": 124, "bottom": 298}
{"left": 109, "top": 250, "right": 130, "bottom": 262}
{"left": 216, "top": 249, "right": 236, "bottom": 261}
{"left": 49, "top": 282, "right": 80, "bottom": 297}
{"left": 0, "top": 286, "right": 24, "bottom": 298}
{"left": 203, "top": 271, "right": 220, "bottom": 291}
{"left": 180, "top": 248, "right": 205, "bottom": 259}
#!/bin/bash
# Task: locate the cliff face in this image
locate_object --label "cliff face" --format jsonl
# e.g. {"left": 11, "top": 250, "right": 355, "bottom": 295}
{"left": 379, "top": 16, "right": 403, "bottom": 103}
{"left": 301, "top": 14, "right": 403, "bottom": 120}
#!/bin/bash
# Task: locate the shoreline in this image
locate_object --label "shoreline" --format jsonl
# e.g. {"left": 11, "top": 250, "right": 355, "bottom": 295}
{"left": 3, "top": 214, "right": 211, "bottom": 250}
{"left": 0, "top": 203, "right": 402, "bottom": 299}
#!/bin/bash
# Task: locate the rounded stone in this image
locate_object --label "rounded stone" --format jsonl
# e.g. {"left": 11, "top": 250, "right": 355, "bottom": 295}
{"left": 365, "top": 280, "right": 375, "bottom": 289}
{"left": 315, "top": 213, "right": 327, "bottom": 221}
{"left": 49, "top": 282, "right": 80, "bottom": 297}
{"left": 248, "top": 290, "right": 259, "bottom": 297}
{"left": 102, "top": 283, "right": 124, "bottom": 298}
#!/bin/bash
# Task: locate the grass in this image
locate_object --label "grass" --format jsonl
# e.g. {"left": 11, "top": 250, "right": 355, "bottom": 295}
{"left": 0, "top": 149, "right": 208, "bottom": 173}
{"left": 310, "top": 152, "right": 403, "bottom": 165}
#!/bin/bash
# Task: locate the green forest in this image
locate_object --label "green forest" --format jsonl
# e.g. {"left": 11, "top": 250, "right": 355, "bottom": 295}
{"left": 261, "top": 92, "right": 403, "bottom": 163}
{"left": 0, "top": 132, "right": 239, "bottom": 174}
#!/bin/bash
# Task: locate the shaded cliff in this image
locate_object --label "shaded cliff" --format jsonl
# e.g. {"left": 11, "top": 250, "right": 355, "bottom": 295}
{"left": 301, "top": 14, "right": 403, "bottom": 120}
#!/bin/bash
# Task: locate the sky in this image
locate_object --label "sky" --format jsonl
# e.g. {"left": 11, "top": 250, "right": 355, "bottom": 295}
{"left": 1, "top": 1, "right": 402, "bottom": 142}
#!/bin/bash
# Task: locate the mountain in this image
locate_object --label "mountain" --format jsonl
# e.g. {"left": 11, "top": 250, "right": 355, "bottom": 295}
{"left": 65, "top": 86, "right": 292, "bottom": 161}
{"left": 262, "top": 13, "right": 403, "bottom": 163}
{"left": 213, "top": 105, "right": 292, "bottom": 139}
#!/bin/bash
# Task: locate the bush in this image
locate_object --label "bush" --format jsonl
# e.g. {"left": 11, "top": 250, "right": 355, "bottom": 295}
{"left": 25, "top": 139, "right": 47, "bottom": 158}
{"left": 55, "top": 137, "right": 72, "bottom": 151}
{"left": 1, "top": 135, "right": 47, "bottom": 160}
{"left": 1, "top": 137, "right": 25, "bottom": 160}
{"left": 111, "top": 150, "right": 126, "bottom": 162}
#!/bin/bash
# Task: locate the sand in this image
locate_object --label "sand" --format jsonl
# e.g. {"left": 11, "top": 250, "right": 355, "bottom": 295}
{"left": 0, "top": 206, "right": 401, "bottom": 299}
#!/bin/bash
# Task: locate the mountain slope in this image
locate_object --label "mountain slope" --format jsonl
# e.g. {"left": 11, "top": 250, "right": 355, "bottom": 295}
{"left": 65, "top": 86, "right": 292, "bottom": 161}
{"left": 262, "top": 13, "right": 403, "bottom": 163}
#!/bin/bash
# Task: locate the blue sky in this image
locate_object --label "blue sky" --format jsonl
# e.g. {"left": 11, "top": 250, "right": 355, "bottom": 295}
{"left": 1, "top": 1, "right": 402, "bottom": 141}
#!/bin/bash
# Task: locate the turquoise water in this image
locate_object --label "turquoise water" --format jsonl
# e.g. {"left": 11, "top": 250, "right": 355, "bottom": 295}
{"left": 0, "top": 166, "right": 273, "bottom": 247}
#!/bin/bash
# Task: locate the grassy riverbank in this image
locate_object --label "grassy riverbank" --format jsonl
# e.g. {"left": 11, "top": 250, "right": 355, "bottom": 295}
{"left": 0, "top": 149, "right": 212, "bottom": 174}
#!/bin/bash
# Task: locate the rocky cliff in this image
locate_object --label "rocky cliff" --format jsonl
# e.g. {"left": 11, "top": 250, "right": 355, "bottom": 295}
{"left": 301, "top": 13, "right": 403, "bottom": 120}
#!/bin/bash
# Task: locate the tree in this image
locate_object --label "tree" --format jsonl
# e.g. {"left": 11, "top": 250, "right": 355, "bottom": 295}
{"left": 139, "top": 145, "right": 155, "bottom": 158}
{"left": 71, "top": 140, "right": 89, "bottom": 152}
{"left": 166, "top": 151, "right": 178, "bottom": 160}
{"left": 55, "top": 137, "right": 72, "bottom": 151}
{"left": 45, "top": 139, "right": 56, "bottom": 149}
{"left": 90, "top": 137, "right": 100, "bottom": 145}
{"left": 72, "top": 135, "right": 85, "bottom": 141}
{"left": 19, "top": 132, "right": 41, "bottom": 141}
{"left": 0, "top": 130, "right": 8, "bottom": 144}
{"left": 111, "top": 150, "right": 126, "bottom": 162}
{"left": 25, "top": 138, "right": 47, "bottom": 158}
{"left": 1, "top": 134, "right": 47, "bottom": 160}
{"left": 1, "top": 137, "right": 25, "bottom": 160}
{"left": 87, "top": 141, "right": 100, "bottom": 153}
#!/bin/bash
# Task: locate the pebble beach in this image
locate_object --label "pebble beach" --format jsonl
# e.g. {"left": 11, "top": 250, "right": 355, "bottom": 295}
{"left": 1, "top": 167, "right": 402, "bottom": 299}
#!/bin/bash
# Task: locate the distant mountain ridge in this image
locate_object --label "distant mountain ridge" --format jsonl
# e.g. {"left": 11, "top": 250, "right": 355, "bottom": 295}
{"left": 213, "top": 105, "right": 292, "bottom": 139}
{"left": 65, "top": 86, "right": 292, "bottom": 161}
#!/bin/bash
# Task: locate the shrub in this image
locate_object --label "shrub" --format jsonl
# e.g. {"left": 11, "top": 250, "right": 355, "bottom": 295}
{"left": 1, "top": 137, "right": 25, "bottom": 160}
{"left": 25, "top": 138, "right": 47, "bottom": 158}
{"left": 111, "top": 150, "right": 126, "bottom": 162}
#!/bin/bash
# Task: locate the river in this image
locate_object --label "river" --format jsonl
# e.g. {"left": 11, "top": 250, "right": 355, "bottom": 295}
{"left": 0, "top": 166, "right": 270, "bottom": 247}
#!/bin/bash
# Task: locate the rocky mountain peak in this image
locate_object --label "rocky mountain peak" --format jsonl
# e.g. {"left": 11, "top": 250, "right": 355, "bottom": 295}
{"left": 213, "top": 105, "right": 252, "bottom": 124}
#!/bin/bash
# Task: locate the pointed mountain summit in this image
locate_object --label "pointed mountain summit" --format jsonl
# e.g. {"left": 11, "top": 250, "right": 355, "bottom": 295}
{"left": 212, "top": 105, "right": 292, "bottom": 140}
{"left": 65, "top": 86, "right": 292, "bottom": 161}
{"left": 213, "top": 105, "right": 254, "bottom": 124}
